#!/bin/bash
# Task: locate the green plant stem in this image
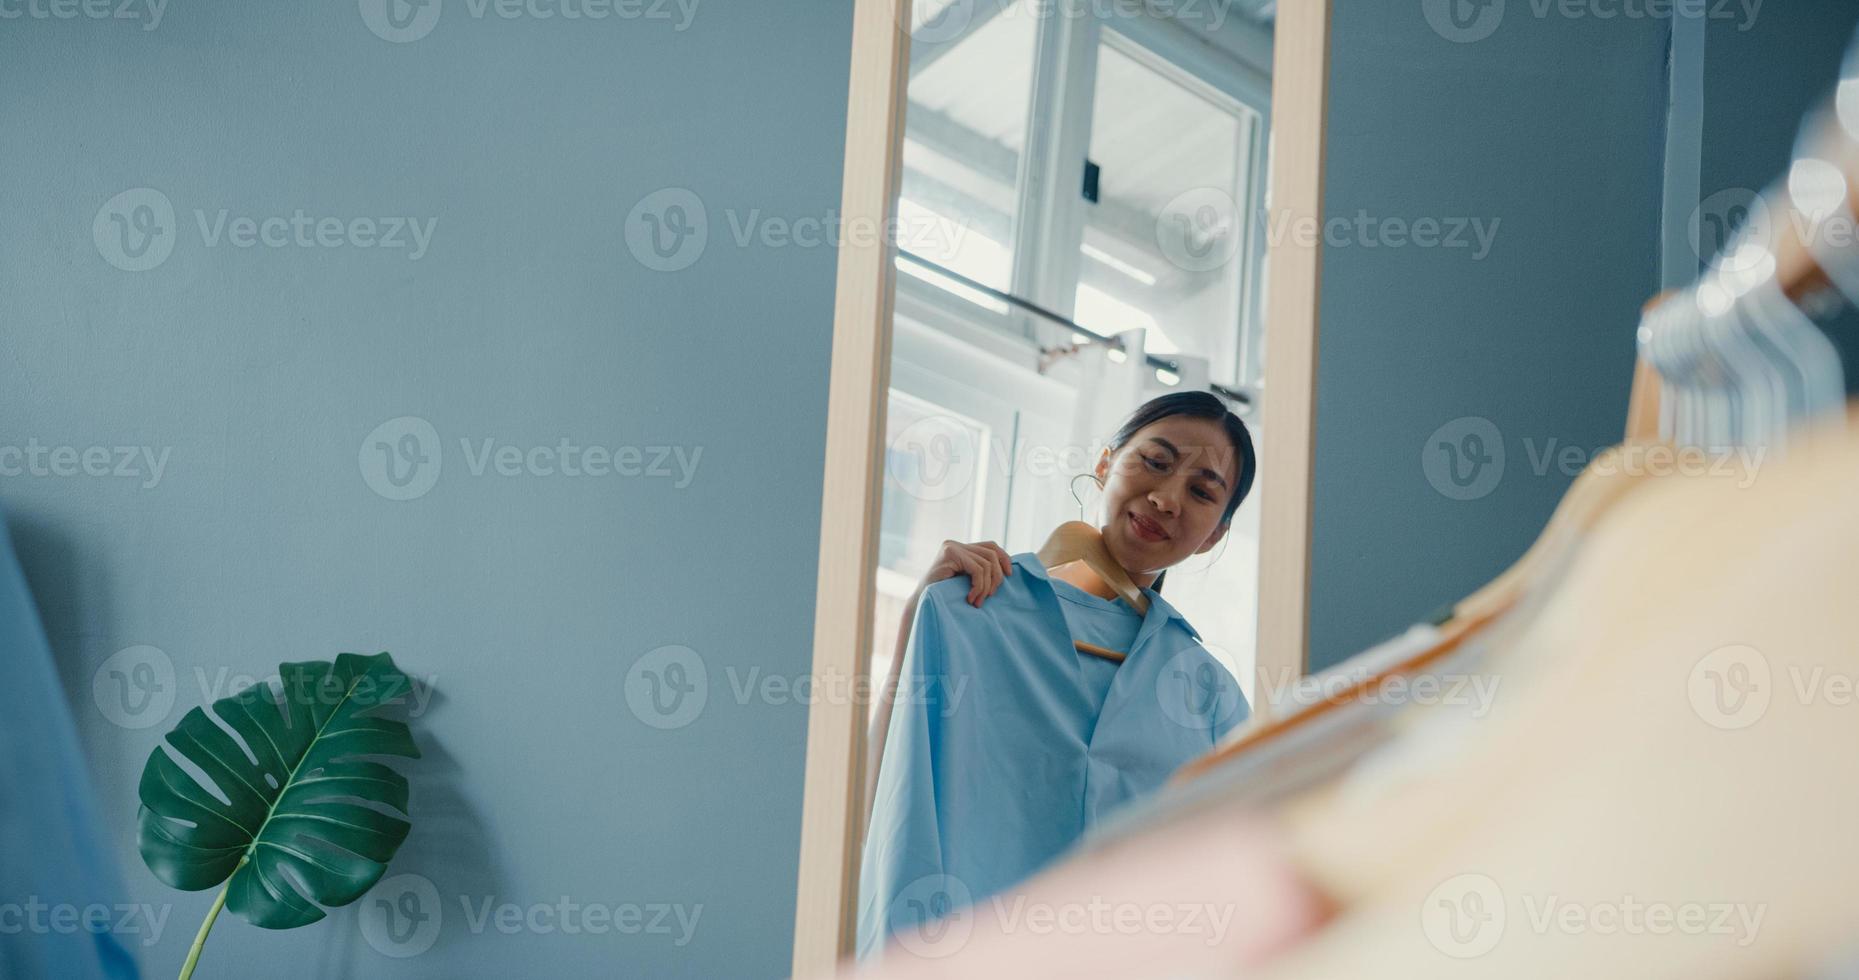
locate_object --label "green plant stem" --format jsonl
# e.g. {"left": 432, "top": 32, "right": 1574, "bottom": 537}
{"left": 178, "top": 879, "right": 232, "bottom": 980}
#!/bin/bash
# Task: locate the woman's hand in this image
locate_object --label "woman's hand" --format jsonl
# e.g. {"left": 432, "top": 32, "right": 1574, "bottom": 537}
{"left": 923, "top": 539, "right": 1015, "bottom": 607}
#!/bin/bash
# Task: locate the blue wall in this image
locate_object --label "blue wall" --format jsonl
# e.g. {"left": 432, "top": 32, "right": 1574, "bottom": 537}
{"left": 1306, "top": 3, "right": 1672, "bottom": 670}
{"left": 0, "top": 2, "right": 851, "bottom": 976}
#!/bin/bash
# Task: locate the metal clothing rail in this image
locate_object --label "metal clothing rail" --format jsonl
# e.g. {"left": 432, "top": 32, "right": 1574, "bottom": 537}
{"left": 896, "top": 249, "right": 1254, "bottom": 408}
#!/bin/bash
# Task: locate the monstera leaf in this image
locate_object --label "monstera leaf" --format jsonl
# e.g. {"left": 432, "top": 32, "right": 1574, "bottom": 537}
{"left": 137, "top": 652, "right": 422, "bottom": 977}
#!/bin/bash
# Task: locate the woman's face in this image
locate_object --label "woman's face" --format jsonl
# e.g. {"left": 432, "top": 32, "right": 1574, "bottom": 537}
{"left": 1094, "top": 414, "right": 1240, "bottom": 577}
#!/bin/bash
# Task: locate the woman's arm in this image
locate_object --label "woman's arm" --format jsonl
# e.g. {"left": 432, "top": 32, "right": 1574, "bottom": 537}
{"left": 861, "top": 540, "right": 1016, "bottom": 836}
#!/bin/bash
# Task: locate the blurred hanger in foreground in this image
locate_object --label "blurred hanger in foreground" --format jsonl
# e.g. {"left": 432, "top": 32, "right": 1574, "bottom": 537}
{"left": 1173, "top": 58, "right": 1859, "bottom": 789}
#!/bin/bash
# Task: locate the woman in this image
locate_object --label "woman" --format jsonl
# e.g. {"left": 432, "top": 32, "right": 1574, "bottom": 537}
{"left": 868, "top": 389, "right": 1257, "bottom": 800}
{"left": 859, "top": 390, "right": 1258, "bottom": 957}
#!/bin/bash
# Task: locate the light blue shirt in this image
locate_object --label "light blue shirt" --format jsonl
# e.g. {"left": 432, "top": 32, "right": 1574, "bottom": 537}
{"left": 858, "top": 551, "right": 1248, "bottom": 958}
{"left": 0, "top": 509, "right": 140, "bottom": 980}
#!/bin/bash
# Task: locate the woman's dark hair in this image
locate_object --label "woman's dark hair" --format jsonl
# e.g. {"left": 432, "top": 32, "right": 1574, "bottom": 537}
{"left": 1105, "top": 390, "right": 1256, "bottom": 593}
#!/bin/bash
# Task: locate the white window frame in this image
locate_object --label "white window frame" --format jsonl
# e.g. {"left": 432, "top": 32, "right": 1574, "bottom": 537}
{"left": 896, "top": 3, "right": 1274, "bottom": 394}
{"left": 1097, "top": 17, "right": 1272, "bottom": 391}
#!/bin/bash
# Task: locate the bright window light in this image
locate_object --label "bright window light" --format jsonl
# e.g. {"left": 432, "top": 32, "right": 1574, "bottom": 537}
{"left": 1075, "top": 283, "right": 1177, "bottom": 355}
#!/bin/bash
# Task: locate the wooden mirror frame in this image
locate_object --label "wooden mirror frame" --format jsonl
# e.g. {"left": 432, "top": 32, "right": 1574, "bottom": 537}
{"left": 790, "top": 1, "right": 1332, "bottom": 973}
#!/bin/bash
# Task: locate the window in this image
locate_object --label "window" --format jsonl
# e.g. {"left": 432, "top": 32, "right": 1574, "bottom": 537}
{"left": 896, "top": 0, "right": 1040, "bottom": 295}
{"left": 1073, "top": 36, "right": 1261, "bottom": 386}
{"left": 878, "top": 391, "right": 989, "bottom": 582}
{"left": 869, "top": 384, "right": 1008, "bottom": 726}
{"left": 893, "top": 7, "right": 1270, "bottom": 390}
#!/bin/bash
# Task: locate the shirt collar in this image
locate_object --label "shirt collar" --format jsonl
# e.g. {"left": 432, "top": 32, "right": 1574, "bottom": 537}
{"left": 1012, "top": 552, "right": 1201, "bottom": 642}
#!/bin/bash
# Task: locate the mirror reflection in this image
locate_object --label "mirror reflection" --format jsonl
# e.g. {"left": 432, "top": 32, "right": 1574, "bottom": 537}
{"left": 857, "top": 0, "right": 1277, "bottom": 958}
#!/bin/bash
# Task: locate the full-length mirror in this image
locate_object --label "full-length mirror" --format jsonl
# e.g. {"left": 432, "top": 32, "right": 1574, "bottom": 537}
{"left": 852, "top": 0, "right": 1286, "bottom": 962}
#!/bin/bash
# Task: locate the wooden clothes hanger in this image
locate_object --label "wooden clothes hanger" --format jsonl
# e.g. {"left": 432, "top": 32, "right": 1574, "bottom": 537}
{"left": 1174, "top": 45, "right": 1859, "bottom": 799}
{"left": 1244, "top": 80, "right": 1859, "bottom": 979}
{"left": 1255, "top": 402, "right": 1859, "bottom": 980}
{"left": 1173, "top": 259, "right": 1829, "bottom": 787}
{"left": 1175, "top": 128, "right": 1859, "bottom": 781}
{"left": 1037, "top": 520, "right": 1149, "bottom": 664}
{"left": 1170, "top": 362, "right": 1666, "bottom": 783}
{"left": 1171, "top": 121, "right": 1859, "bottom": 785}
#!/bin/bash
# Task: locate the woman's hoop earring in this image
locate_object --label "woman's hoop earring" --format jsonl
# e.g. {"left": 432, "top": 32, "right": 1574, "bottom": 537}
{"left": 1068, "top": 472, "right": 1104, "bottom": 523}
